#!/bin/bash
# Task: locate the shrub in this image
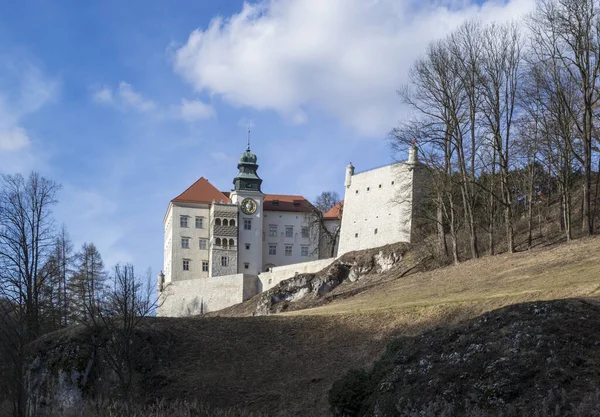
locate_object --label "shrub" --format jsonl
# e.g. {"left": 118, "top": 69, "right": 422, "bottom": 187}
{"left": 329, "top": 368, "right": 372, "bottom": 417}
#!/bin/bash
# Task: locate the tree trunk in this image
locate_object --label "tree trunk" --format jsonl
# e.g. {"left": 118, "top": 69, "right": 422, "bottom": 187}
{"left": 437, "top": 196, "right": 448, "bottom": 258}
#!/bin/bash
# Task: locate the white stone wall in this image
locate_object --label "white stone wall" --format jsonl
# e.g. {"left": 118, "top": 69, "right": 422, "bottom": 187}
{"left": 158, "top": 273, "right": 258, "bottom": 316}
{"left": 165, "top": 203, "right": 211, "bottom": 282}
{"left": 337, "top": 162, "right": 415, "bottom": 255}
{"left": 258, "top": 257, "right": 335, "bottom": 291}
{"left": 262, "top": 211, "right": 318, "bottom": 271}
{"left": 163, "top": 205, "right": 174, "bottom": 283}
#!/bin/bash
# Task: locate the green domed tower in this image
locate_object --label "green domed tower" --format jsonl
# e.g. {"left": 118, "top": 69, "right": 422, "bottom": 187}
{"left": 233, "top": 145, "right": 263, "bottom": 192}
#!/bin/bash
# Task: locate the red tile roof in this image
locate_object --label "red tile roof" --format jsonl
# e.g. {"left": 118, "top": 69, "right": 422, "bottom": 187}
{"left": 172, "top": 178, "right": 312, "bottom": 212}
{"left": 172, "top": 177, "right": 231, "bottom": 204}
{"left": 263, "top": 194, "right": 313, "bottom": 212}
{"left": 323, "top": 200, "right": 343, "bottom": 220}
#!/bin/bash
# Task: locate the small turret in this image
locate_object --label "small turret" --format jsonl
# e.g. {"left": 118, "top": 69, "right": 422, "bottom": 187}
{"left": 157, "top": 270, "right": 165, "bottom": 293}
{"left": 408, "top": 144, "right": 418, "bottom": 164}
{"left": 344, "top": 163, "right": 355, "bottom": 188}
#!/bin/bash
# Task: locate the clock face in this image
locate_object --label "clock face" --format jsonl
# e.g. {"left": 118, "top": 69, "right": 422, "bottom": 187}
{"left": 241, "top": 198, "right": 257, "bottom": 215}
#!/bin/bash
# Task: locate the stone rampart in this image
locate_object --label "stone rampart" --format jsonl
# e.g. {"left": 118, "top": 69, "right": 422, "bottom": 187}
{"left": 258, "top": 258, "right": 335, "bottom": 291}
{"left": 158, "top": 273, "right": 258, "bottom": 316}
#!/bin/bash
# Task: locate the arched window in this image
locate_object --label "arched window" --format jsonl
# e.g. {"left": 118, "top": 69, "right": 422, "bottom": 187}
{"left": 230, "top": 219, "right": 236, "bottom": 227}
{"left": 229, "top": 239, "right": 235, "bottom": 247}
{"left": 223, "top": 219, "right": 229, "bottom": 226}
{"left": 215, "top": 218, "right": 221, "bottom": 226}
{"left": 222, "top": 240, "right": 228, "bottom": 249}
{"left": 215, "top": 238, "right": 221, "bottom": 246}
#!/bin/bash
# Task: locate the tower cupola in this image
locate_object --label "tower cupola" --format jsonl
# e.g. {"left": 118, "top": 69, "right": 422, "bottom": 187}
{"left": 233, "top": 133, "right": 262, "bottom": 192}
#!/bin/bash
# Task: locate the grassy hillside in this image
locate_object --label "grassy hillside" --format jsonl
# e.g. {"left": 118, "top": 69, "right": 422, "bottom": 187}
{"left": 29, "top": 236, "right": 600, "bottom": 416}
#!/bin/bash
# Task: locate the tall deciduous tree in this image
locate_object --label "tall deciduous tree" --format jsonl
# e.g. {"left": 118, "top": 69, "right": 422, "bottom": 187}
{"left": 0, "top": 172, "right": 60, "bottom": 417}
{"left": 311, "top": 191, "right": 342, "bottom": 258}
{"left": 528, "top": 0, "right": 600, "bottom": 235}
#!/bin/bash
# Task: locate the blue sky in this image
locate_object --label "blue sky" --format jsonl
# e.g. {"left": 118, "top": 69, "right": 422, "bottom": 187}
{"left": 0, "top": 0, "right": 534, "bottom": 274}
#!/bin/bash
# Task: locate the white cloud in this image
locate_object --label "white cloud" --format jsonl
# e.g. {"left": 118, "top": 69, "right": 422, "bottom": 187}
{"left": 173, "top": 0, "right": 535, "bottom": 136}
{"left": 0, "top": 126, "right": 30, "bottom": 151}
{"left": 118, "top": 82, "right": 156, "bottom": 112}
{"left": 92, "top": 86, "right": 113, "bottom": 104}
{"left": 0, "top": 60, "right": 57, "bottom": 171}
{"left": 178, "top": 98, "right": 215, "bottom": 121}
{"left": 92, "top": 81, "right": 156, "bottom": 112}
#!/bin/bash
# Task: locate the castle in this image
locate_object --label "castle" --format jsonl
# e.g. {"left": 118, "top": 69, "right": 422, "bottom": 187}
{"left": 158, "top": 143, "right": 422, "bottom": 317}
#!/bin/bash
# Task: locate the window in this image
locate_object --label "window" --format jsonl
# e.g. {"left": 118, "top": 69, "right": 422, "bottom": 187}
{"left": 181, "top": 237, "right": 190, "bottom": 248}
{"left": 301, "top": 246, "right": 309, "bottom": 256}
{"left": 195, "top": 217, "right": 203, "bottom": 228}
{"left": 230, "top": 219, "right": 236, "bottom": 227}
{"left": 391, "top": 181, "right": 395, "bottom": 185}
{"left": 180, "top": 216, "right": 188, "bottom": 227}
{"left": 269, "top": 225, "right": 278, "bottom": 237}
{"left": 301, "top": 226, "right": 309, "bottom": 238}
{"left": 272, "top": 200, "right": 279, "bottom": 206}
{"left": 215, "top": 218, "right": 221, "bottom": 226}
{"left": 355, "top": 233, "right": 359, "bottom": 238}
{"left": 244, "top": 262, "right": 249, "bottom": 270}
{"left": 244, "top": 219, "right": 252, "bottom": 230}
{"left": 223, "top": 219, "right": 229, "bottom": 226}
{"left": 367, "top": 187, "right": 370, "bottom": 191}
{"left": 269, "top": 244, "right": 277, "bottom": 255}
{"left": 183, "top": 259, "right": 190, "bottom": 271}
{"left": 229, "top": 239, "right": 235, "bottom": 247}
{"left": 285, "top": 245, "right": 292, "bottom": 256}
{"left": 285, "top": 226, "right": 293, "bottom": 238}
{"left": 355, "top": 190, "right": 359, "bottom": 194}
{"left": 378, "top": 184, "right": 382, "bottom": 188}
{"left": 199, "top": 239, "right": 207, "bottom": 250}
{"left": 202, "top": 261, "right": 209, "bottom": 272}
{"left": 221, "top": 256, "right": 228, "bottom": 267}
{"left": 374, "top": 228, "right": 378, "bottom": 234}
{"left": 245, "top": 243, "right": 250, "bottom": 250}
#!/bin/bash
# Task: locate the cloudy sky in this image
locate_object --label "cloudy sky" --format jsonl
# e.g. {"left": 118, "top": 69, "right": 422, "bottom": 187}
{"left": 0, "top": 0, "right": 535, "bottom": 274}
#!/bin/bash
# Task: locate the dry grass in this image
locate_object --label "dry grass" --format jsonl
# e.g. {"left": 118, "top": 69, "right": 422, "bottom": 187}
{"left": 33, "top": 236, "right": 600, "bottom": 417}
{"left": 291, "top": 235, "right": 600, "bottom": 319}
{"left": 140, "top": 236, "right": 600, "bottom": 416}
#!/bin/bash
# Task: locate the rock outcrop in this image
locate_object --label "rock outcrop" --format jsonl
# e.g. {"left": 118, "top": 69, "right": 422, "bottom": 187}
{"left": 254, "top": 243, "right": 412, "bottom": 315}
{"left": 330, "top": 298, "right": 600, "bottom": 417}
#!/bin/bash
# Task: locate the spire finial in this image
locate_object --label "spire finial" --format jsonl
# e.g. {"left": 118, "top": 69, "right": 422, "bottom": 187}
{"left": 247, "top": 128, "right": 251, "bottom": 151}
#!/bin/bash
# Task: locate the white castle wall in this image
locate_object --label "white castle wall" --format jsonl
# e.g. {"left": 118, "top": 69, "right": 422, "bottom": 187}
{"left": 165, "top": 203, "right": 211, "bottom": 283}
{"left": 158, "top": 273, "right": 258, "bottom": 316}
{"left": 262, "top": 211, "right": 318, "bottom": 271}
{"left": 259, "top": 257, "right": 335, "bottom": 291}
{"left": 337, "top": 162, "right": 416, "bottom": 255}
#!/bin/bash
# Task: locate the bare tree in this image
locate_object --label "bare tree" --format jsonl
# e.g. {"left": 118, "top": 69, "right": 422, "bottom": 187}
{"left": 479, "top": 22, "right": 523, "bottom": 253}
{"left": 310, "top": 191, "right": 343, "bottom": 258}
{"left": 96, "top": 263, "right": 155, "bottom": 399}
{"left": 0, "top": 172, "right": 60, "bottom": 417}
{"left": 528, "top": 0, "right": 600, "bottom": 235}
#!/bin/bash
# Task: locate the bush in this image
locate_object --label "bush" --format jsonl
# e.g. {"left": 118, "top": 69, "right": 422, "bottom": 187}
{"left": 329, "top": 368, "right": 372, "bottom": 417}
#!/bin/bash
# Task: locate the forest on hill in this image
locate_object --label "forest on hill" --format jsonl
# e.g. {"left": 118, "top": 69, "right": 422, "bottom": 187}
{"left": 391, "top": 0, "right": 600, "bottom": 264}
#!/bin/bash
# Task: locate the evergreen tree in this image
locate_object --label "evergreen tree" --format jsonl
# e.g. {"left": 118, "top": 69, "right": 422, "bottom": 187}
{"left": 68, "top": 243, "right": 106, "bottom": 324}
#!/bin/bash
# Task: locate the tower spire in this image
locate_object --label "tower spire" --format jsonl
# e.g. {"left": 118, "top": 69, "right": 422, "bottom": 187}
{"left": 247, "top": 128, "right": 251, "bottom": 151}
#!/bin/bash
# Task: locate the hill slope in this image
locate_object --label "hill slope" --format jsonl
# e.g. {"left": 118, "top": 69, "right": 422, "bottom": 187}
{"left": 28, "top": 236, "right": 600, "bottom": 417}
